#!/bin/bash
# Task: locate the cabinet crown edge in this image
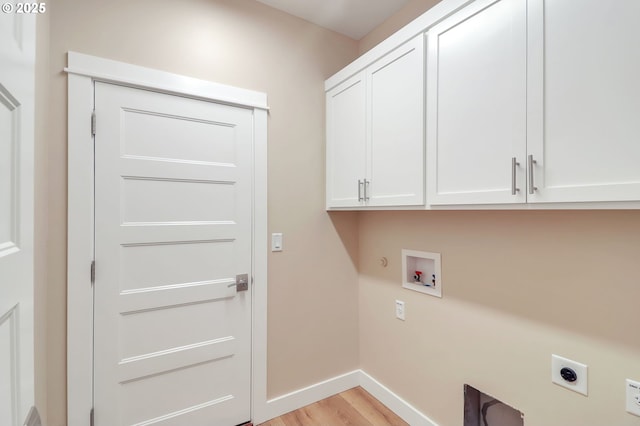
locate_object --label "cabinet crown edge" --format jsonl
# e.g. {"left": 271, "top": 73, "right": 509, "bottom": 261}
{"left": 325, "top": 0, "right": 473, "bottom": 92}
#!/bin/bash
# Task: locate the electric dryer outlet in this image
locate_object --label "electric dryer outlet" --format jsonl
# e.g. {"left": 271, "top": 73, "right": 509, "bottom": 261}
{"left": 551, "top": 354, "right": 588, "bottom": 396}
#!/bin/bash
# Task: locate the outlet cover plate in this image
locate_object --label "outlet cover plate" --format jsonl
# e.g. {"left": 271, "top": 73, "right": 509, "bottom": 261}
{"left": 551, "top": 354, "right": 588, "bottom": 396}
{"left": 395, "top": 300, "right": 405, "bottom": 321}
{"left": 626, "top": 379, "right": 640, "bottom": 417}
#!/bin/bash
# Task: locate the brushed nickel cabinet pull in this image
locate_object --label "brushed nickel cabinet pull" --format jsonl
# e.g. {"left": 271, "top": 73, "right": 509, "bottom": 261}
{"left": 528, "top": 154, "right": 538, "bottom": 194}
{"left": 511, "top": 157, "right": 520, "bottom": 195}
{"left": 364, "top": 179, "right": 370, "bottom": 201}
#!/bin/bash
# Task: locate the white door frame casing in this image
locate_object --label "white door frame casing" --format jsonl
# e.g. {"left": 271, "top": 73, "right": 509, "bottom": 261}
{"left": 65, "top": 52, "right": 269, "bottom": 426}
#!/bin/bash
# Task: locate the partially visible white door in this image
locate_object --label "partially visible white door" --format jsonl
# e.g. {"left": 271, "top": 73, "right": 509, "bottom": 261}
{"left": 427, "top": 0, "right": 527, "bottom": 205}
{"left": 527, "top": 0, "right": 640, "bottom": 203}
{"left": 0, "top": 6, "right": 35, "bottom": 426}
{"left": 93, "top": 82, "right": 253, "bottom": 425}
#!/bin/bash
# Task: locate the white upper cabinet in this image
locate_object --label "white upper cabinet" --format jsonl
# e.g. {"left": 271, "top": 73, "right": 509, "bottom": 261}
{"left": 428, "top": 0, "right": 640, "bottom": 206}
{"left": 326, "top": 35, "right": 424, "bottom": 209}
{"left": 427, "top": 0, "right": 527, "bottom": 205}
{"left": 326, "top": 71, "right": 367, "bottom": 208}
{"left": 527, "top": 0, "right": 640, "bottom": 203}
{"left": 329, "top": 0, "right": 640, "bottom": 209}
{"left": 368, "top": 35, "right": 424, "bottom": 207}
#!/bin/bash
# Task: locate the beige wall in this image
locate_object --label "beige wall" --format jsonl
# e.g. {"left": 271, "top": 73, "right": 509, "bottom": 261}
{"left": 358, "top": 211, "right": 640, "bottom": 425}
{"left": 43, "top": 1, "right": 359, "bottom": 424}
{"left": 358, "top": 0, "right": 442, "bottom": 54}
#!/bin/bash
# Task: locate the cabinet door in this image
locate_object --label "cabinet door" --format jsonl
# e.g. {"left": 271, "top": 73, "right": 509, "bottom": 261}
{"left": 527, "top": 0, "right": 640, "bottom": 203}
{"left": 367, "top": 35, "right": 424, "bottom": 206}
{"left": 426, "top": 0, "right": 527, "bottom": 205}
{"left": 326, "top": 71, "right": 366, "bottom": 208}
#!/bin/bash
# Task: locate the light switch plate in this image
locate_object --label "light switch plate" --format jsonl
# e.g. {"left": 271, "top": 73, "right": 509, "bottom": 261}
{"left": 271, "top": 233, "right": 283, "bottom": 252}
{"left": 626, "top": 379, "right": 640, "bottom": 417}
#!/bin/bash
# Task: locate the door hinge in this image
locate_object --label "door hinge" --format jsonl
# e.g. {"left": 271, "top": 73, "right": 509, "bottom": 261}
{"left": 91, "top": 260, "right": 95, "bottom": 285}
{"left": 91, "top": 111, "right": 96, "bottom": 136}
{"left": 90, "top": 407, "right": 94, "bottom": 426}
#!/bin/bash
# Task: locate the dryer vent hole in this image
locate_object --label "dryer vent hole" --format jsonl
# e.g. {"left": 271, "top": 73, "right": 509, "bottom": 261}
{"left": 464, "top": 385, "right": 523, "bottom": 426}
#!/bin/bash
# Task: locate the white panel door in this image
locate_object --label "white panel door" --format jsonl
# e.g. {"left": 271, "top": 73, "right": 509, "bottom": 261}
{"left": 427, "top": 0, "right": 527, "bottom": 205}
{"left": 0, "top": 6, "right": 35, "bottom": 426}
{"left": 368, "top": 35, "right": 424, "bottom": 207}
{"left": 326, "top": 71, "right": 367, "bottom": 208}
{"left": 527, "top": 0, "right": 640, "bottom": 203}
{"left": 94, "top": 82, "right": 252, "bottom": 426}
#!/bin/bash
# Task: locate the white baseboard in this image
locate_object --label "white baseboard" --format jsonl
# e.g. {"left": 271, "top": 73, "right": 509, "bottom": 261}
{"left": 263, "top": 370, "right": 360, "bottom": 422}
{"left": 261, "top": 369, "right": 437, "bottom": 426}
{"left": 359, "top": 370, "right": 438, "bottom": 426}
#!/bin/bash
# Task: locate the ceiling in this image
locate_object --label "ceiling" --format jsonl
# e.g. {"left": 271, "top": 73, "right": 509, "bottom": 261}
{"left": 254, "top": 0, "right": 412, "bottom": 40}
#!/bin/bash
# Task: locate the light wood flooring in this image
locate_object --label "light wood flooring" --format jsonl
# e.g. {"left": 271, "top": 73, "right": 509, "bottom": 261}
{"left": 258, "top": 386, "right": 409, "bottom": 426}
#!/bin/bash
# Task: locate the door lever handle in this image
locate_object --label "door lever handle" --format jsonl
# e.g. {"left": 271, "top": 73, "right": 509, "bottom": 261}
{"left": 234, "top": 274, "right": 249, "bottom": 292}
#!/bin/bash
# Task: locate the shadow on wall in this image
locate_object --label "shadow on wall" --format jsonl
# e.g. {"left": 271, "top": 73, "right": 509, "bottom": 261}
{"left": 327, "top": 211, "right": 360, "bottom": 269}
{"left": 357, "top": 209, "right": 640, "bottom": 353}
